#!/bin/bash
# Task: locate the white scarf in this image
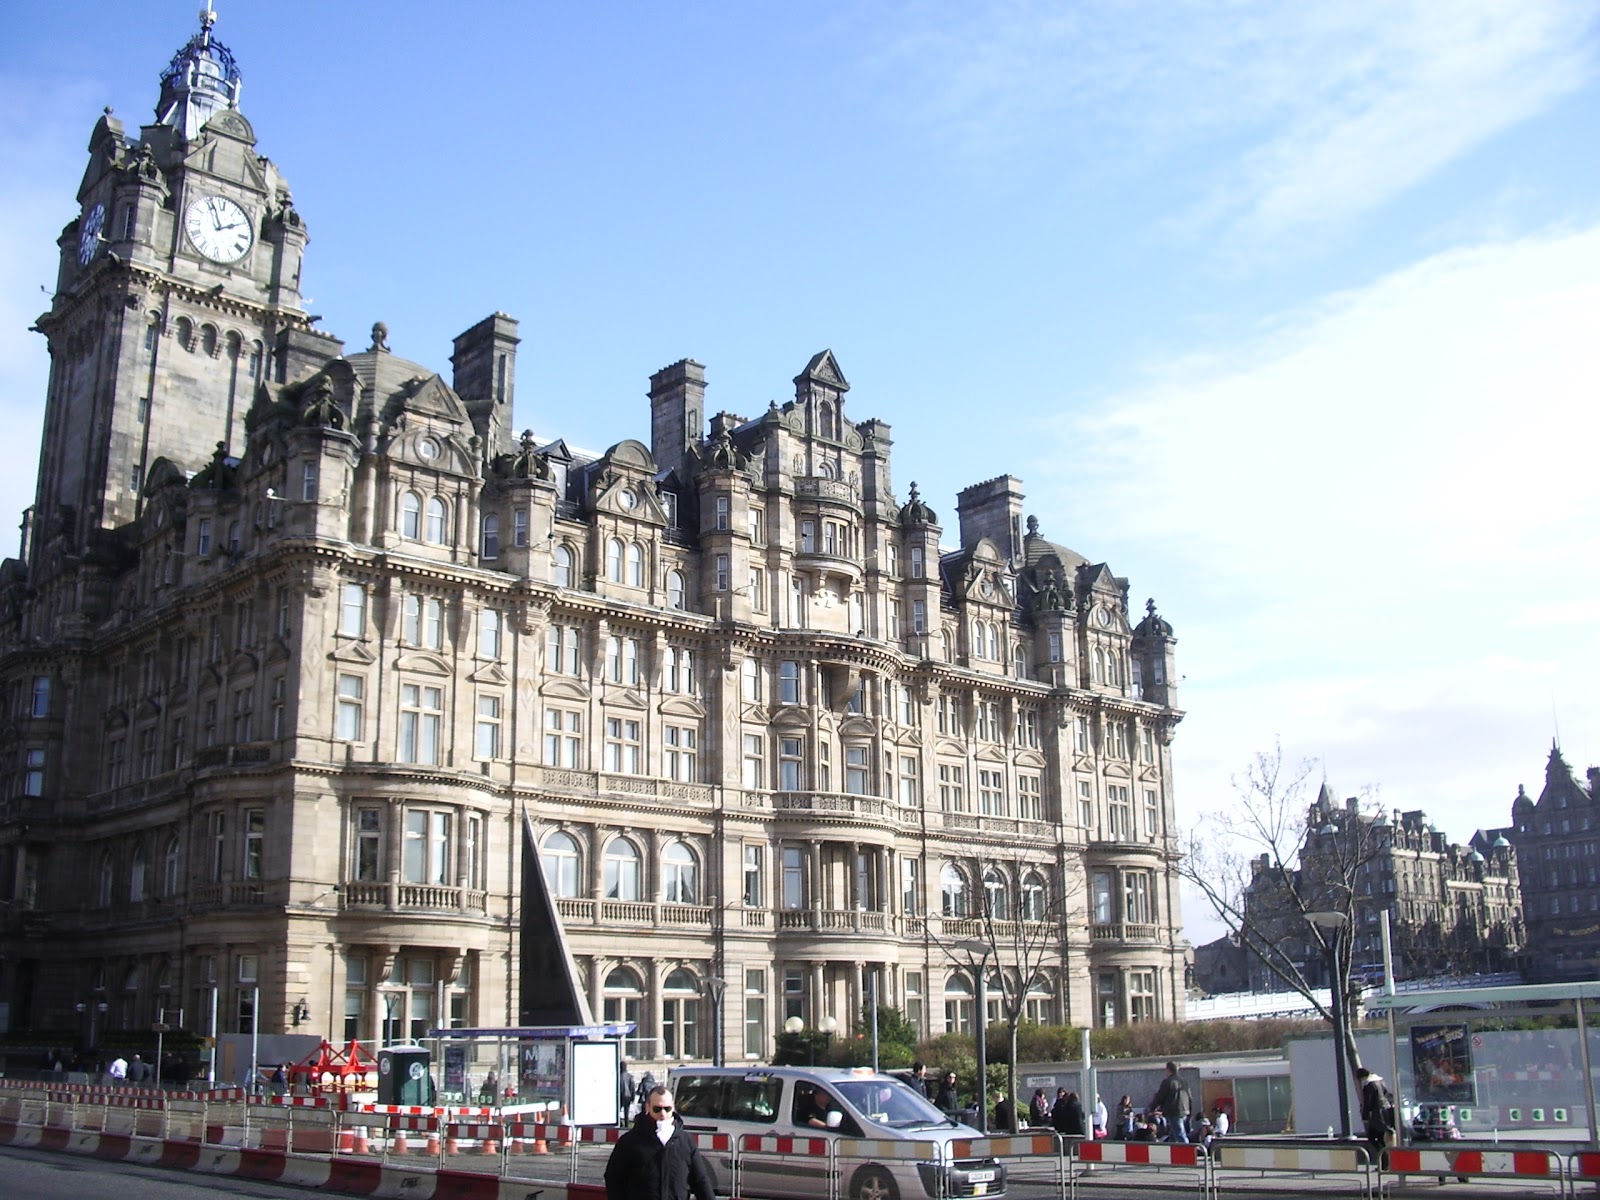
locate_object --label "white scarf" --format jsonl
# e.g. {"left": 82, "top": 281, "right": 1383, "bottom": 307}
{"left": 655, "top": 1117, "right": 674, "bottom": 1145}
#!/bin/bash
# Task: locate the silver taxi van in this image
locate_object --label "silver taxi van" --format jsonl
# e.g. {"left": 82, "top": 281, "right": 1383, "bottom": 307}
{"left": 669, "top": 1065, "right": 1005, "bottom": 1200}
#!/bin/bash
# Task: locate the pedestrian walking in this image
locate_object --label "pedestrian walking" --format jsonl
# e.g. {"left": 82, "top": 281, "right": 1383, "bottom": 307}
{"left": 604, "top": 1085, "right": 715, "bottom": 1200}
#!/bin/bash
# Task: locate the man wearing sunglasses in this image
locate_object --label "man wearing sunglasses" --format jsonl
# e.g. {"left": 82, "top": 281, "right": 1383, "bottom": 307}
{"left": 604, "top": 1085, "right": 716, "bottom": 1200}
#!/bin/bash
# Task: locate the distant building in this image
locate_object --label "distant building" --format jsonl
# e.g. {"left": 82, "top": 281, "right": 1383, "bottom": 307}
{"left": 1500, "top": 744, "right": 1600, "bottom": 982}
{"left": 1195, "top": 786, "right": 1523, "bottom": 996}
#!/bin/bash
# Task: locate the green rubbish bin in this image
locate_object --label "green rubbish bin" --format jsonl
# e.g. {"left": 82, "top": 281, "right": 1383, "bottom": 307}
{"left": 378, "top": 1047, "right": 435, "bottom": 1106}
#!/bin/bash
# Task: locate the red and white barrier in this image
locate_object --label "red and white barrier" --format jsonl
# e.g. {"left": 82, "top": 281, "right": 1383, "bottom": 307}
{"left": 1385, "top": 1146, "right": 1561, "bottom": 1182}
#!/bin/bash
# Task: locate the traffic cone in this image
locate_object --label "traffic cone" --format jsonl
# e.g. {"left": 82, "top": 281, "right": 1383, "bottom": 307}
{"left": 350, "top": 1123, "right": 369, "bottom": 1155}
{"left": 532, "top": 1123, "right": 549, "bottom": 1155}
{"left": 445, "top": 1128, "right": 459, "bottom": 1155}
{"left": 425, "top": 1129, "right": 440, "bottom": 1156}
{"left": 481, "top": 1130, "right": 499, "bottom": 1155}
{"left": 393, "top": 1129, "right": 408, "bottom": 1155}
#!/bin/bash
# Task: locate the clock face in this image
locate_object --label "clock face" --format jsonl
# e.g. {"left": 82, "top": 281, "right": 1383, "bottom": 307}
{"left": 184, "top": 194, "right": 253, "bottom": 263}
{"left": 417, "top": 437, "right": 440, "bottom": 461}
{"left": 78, "top": 203, "right": 105, "bottom": 266}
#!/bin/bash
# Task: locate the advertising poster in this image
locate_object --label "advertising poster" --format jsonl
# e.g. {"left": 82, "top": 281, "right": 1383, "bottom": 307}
{"left": 443, "top": 1044, "right": 466, "bottom": 1094}
{"left": 1411, "top": 1023, "right": 1475, "bottom": 1103}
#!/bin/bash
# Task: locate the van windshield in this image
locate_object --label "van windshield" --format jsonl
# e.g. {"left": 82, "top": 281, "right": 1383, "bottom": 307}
{"left": 834, "top": 1079, "right": 950, "bottom": 1128}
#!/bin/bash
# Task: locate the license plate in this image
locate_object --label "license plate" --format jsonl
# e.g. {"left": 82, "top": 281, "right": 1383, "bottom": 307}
{"left": 968, "top": 1171, "right": 996, "bottom": 1183}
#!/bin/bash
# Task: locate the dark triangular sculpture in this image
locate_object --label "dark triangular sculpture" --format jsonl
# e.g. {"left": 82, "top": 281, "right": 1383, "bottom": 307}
{"left": 518, "top": 807, "right": 594, "bottom": 1026}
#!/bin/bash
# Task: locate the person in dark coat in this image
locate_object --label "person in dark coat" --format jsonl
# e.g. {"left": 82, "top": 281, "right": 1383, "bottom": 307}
{"left": 1148, "top": 1061, "right": 1191, "bottom": 1144}
{"left": 934, "top": 1071, "right": 960, "bottom": 1114}
{"left": 1052, "top": 1089, "right": 1086, "bottom": 1137}
{"left": 605, "top": 1085, "right": 716, "bottom": 1200}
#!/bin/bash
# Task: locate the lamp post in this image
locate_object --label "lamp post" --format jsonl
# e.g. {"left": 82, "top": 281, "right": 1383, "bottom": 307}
{"left": 704, "top": 978, "right": 727, "bottom": 1067}
{"left": 75, "top": 995, "right": 108, "bottom": 1057}
{"left": 820, "top": 1014, "right": 838, "bottom": 1062}
{"left": 783, "top": 1015, "right": 810, "bottom": 1065}
{"left": 1308, "top": 910, "right": 1353, "bottom": 1138}
{"left": 957, "top": 940, "right": 992, "bottom": 1133}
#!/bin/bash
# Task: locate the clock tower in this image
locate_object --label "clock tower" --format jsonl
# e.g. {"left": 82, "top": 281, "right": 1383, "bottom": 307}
{"left": 28, "top": 5, "right": 311, "bottom": 586}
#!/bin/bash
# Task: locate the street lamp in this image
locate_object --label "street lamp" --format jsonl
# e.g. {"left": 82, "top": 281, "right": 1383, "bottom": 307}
{"left": 957, "top": 940, "right": 993, "bottom": 1133}
{"left": 75, "top": 996, "right": 109, "bottom": 1055}
{"left": 1308, "top": 910, "right": 1353, "bottom": 1138}
{"left": 783, "top": 1015, "right": 812, "bottom": 1066}
{"left": 819, "top": 1014, "right": 838, "bottom": 1061}
{"left": 704, "top": 978, "right": 727, "bottom": 1067}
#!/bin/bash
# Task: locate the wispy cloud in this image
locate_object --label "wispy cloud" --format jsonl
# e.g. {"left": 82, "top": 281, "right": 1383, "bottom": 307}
{"left": 1036, "top": 221, "right": 1600, "bottom": 864}
{"left": 868, "top": 1, "right": 1600, "bottom": 242}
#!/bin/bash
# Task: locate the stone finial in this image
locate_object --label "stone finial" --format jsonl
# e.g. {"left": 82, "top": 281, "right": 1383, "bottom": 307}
{"left": 369, "top": 321, "right": 389, "bottom": 353}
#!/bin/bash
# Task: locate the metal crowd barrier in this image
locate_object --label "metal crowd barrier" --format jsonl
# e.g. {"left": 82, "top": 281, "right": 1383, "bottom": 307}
{"left": 1383, "top": 1146, "right": 1565, "bottom": 1196}
{"left": 1215, "top": 1138, "right": 1374, "bottom": 1199}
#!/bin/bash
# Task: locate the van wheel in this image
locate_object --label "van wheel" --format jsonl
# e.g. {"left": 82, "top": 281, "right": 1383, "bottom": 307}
{"left": 850, "top": 1166, "right": 899, "bottom": 1200}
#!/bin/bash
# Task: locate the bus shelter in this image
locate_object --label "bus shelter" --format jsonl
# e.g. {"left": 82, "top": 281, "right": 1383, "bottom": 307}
{"left": 427, "top": 1022, "right": 633, "bottom": 1123}
{"left": 1365, "top": 981, "right": 1600, "bottom": 1145}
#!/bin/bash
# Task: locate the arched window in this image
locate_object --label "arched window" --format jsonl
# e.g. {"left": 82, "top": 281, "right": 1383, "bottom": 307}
{"left": 987, "top": 624, "right": 999, "bottom": 661}
{"left": 540, "top": 831, "right": 581, "bottom": 898}
{"left": 99, "top": 854, "right": 115, "bottom": 907}
{"left": 1020, "top": 872, "right": 1047, "bottom": 921}
{"left": 941, "top": 864, "right": 967, "bottom": 918}
{"left": 663, "top": 841, "right": 699, "bottom": 905}
{"left": 817, "top": 400, "right": 834, "bottom": 439}
{"left": 1094, "top": 647, "right": 1106, "bottom": 684}
{"left": 662, "top": 967, "right": 702, "bottom": 1059}
{"left": 175, "top": 316, "right": 195, "bottom": 352}
{"left": 607, "top": 538, "right": 625, "bottom": 582}
{"left": 627, "top": 543, "right": 644, "bottom": 587}
{"left": 603, "top": 967, "right": 644, "bottom": 1054}
{"left": 129, "top": 844, "right": 147, "bottom": 902}
{"left": 604, "top": 838, "right": 641, "bottom": 901}
{"left": 971, "top": 619, "right": 984, "bottom": 658}
{"left": 201, "top": 324, "right": 218, "bottom": 357}
{"left": 481, "top": 514, "right": 500, "bottom": 559}
{"left": 401, "top": 492, "right": 422, "bottom": 539}
{"left": 1014, "top": 644, "right": 1027, "bottom": 679}
{"left": 426, "top": 498, "right": 448, "bottom": 543}
{"left": 666, "top": 570, "right": 686, "bottom": 610}
{"left": 983, "top": 868, "right": 1009, "bottom": 920}
{"left": 944, "top": 973, "right": 973, "bottom": 1034}
{"left": 554, "top": 545, "right": 575, "bottom": 588}
{"left": 164, "top": 837, "right": 181, "bottom": 895}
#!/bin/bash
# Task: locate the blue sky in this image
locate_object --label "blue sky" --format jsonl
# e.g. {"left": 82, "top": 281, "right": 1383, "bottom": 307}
{"left": 3, "top": 2, "right": 1598, "bottom": 945}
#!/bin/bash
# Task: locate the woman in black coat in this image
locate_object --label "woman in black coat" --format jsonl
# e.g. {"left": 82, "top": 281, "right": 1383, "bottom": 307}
{"left": 933, "top": 1071, "right": 960, "bottom": 1114}
{"left": 1052, "top": 1089, "right": 1086, "bottom": 1137}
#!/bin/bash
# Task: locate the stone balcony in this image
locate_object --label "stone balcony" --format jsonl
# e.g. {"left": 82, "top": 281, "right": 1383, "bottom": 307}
{"left": 340, "top": 881, "right": 488, "bottom": 914}
{"left": 1089, "top": 921, "right": 1160, "bottom": 944}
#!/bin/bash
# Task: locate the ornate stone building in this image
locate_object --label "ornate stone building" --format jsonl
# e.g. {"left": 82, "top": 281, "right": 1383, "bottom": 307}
{"left": 0, "top": 12, "right": 1189, "bottom": 1064}
{"left": 1500, "top": 744, "right": 1600, "bottom": 982}
{"left": 1200, "top": 787, "right": 1523, "bottom": 997}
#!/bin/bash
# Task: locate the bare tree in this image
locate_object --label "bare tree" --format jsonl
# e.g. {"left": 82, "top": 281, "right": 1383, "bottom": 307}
{"left": 929, "top": 853, "right": 1073, "bottom": 1132}
{"left": 1180, "top": 741, "right": 1387, "bottom": 1131}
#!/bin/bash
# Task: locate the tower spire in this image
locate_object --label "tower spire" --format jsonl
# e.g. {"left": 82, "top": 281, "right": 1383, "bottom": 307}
{"left": 156, "top": 3, "right": 242, "bottom": 138}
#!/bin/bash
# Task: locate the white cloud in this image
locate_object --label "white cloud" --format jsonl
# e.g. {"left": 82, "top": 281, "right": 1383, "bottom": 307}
{"left": 1039, "top": 223, "right": 1600, "bottom": 940}
{"left": 870, "top": 0, "right": 1600, "bottom": 240}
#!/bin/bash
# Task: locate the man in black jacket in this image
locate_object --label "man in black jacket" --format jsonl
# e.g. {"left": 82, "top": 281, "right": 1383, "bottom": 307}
{"left": 1148, "top": 1061, "right": 1191, "bottom": 1144}
{"left": 605, "top": 1085, "right": 716, "bottom": 1200}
